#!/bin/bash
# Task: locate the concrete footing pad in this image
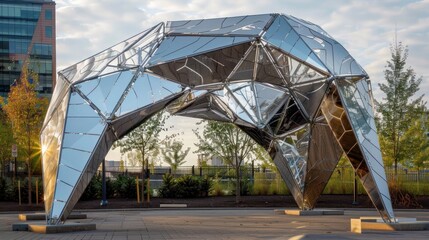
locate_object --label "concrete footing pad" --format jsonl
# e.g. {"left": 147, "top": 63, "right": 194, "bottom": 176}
{"left": 284, "top": 209, "right": 344, "bottom": 216}
{"left": 18, "top": 213, "right": 87, "bottom": 221}
{"left": 159, "top": 203, "right": 187, "bottom": 208}
{"left": 28, "top": 223, "right": 96, "bottom": 234}
{"left": 351, "top": 217, "right": 429, "bottom": 233}
{"left": 12, "top": 222, "right": 96, "bottom": 233}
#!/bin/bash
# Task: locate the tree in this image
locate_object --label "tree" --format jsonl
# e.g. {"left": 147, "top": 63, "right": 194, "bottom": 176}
{"left": 194, "top": 120, "right": 255, "bottom": 203}
{"left": 253, "top": 144, "right": 274, "bottom": 172}
{"left": 0, "top": 111, "right": 14, "bottom": 178}
{"left": 126, "top": 151, "right": 141, "bottom": 167}
{"left": 113, "top": 111, "right": 172, "bottom": 204}
{"left": 161, "top": 140, "right": 190, "bottom": 172}
{"left": 377, "top": 42, "right": 425, "bottom": 176}
{"left": 401, "top": 114, "right": 429, "bottom": 170}
{"left": 0, "top": 66, "right": 49, "bottom": 204}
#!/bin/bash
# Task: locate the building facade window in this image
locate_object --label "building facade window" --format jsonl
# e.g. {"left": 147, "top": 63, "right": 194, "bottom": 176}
{"left": 45, "top": 26, "right": 52, "bottom": 38}
{"left": 45, "top": 9, "right": 52, "bottom": 20}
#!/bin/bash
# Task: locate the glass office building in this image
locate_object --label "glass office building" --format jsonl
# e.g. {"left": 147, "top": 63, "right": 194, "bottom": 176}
{"left": 0, "top": 0, "right": 55, "bottom": 97}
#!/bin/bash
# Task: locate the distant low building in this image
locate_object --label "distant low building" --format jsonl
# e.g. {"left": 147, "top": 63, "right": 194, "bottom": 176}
{"left": 210, "top": 156, "right": 223, "bottom": 166}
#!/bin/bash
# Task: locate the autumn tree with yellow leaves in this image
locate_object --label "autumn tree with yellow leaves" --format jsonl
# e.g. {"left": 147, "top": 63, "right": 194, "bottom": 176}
{"left": 0, "top": 67, "right": 49, "bottom": 204}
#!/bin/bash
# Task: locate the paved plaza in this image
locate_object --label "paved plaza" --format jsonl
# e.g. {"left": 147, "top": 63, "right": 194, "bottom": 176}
{"left": 1, "top": 208, "right": 429, "bottom": 239}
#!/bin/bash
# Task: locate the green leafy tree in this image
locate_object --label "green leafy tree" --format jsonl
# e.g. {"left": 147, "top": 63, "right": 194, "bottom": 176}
{"left": 113, "top": 111, "right": 172, "bottom": 204}
{"left": 0, "top": 66, "right": 48, "bottom": 204}
{"left": 194, "top": 120, "right": 255, "bottom": 203}
{"left": 377, "top": 42, "right": 425, "bottom": 176}
{"left": 401, "top": 114, "right": 429, "bottom": 170}
{"left": 161, "top": 140, "right": 190, "bottom": 172}
{"left": 253, "top": 144, "right": 274, "bottom": 172}
{"left": 126, "top": 151, "right": 142, "bottom": 167}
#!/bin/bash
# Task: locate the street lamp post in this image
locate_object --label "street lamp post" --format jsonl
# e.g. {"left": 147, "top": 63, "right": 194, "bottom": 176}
{"left": 100, "top": 158, "right": 108, "bottom": 206}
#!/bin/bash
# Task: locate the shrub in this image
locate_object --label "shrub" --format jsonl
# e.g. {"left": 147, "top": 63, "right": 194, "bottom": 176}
{"left": 252, "top": 173, "right": 269, "bottom": 195}
{"left": 114, "top": 174, "right": 137, "bottom": 199}
{"left": 0, "top": 178, "right": 7, "bottom": 201}
{"left": 80, "top": 174, "right": 102, "bottom": 201}
{"left": 389, "top": 180, "right": 422, "bottom": 208}
{"left": 268, "top": 177, "right": 289, "bottom": 195}
{"left": 199, "top": 177, "right": 212, "bottom": 197}
{"left": 176, "top": 175, "right": 200, "bottom": 198}
{"left": 158, "top": 174, "right": 212, "bottom": 198}
{"left": 158, "top": 173, "right": 177, "bottom": 198}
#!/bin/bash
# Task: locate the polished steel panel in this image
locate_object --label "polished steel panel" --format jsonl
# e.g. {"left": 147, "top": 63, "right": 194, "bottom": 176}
{"left": 115, "top": 73, "right": 183, "bottom": 117}
{"left": 321, "top": 86, "right": 394, "bottom": 222}
{"left": 303, "top": 121, "right": 343, "bottom": 209}
{"left": 263, "top": 15, "right": 328, "bottom": 73}
{"left": 293, "top": 81, "right": 329, "bottom": 120}
{"left": 75, "top": 70, "right": 137, "bottom": 117}
{"left": 148, "top": 36, "right": 254, "bottom": 67}
{"left": 60, "top": 23, "right": 163, "bottom": 84}
{"left": 335, "top": 78, "right": 394, "bottom": 221}
{"left": 166, "top": 14, "right": 274, "bottom": 36}
{"left": 148, "top": 42, "right": 252, "bottom": 86}
{"left": 282, "top": 15, "right": 366, "bottom": 76}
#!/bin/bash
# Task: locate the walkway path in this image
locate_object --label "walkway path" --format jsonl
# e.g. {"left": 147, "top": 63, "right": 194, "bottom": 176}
{"left": 1, "top": 208, "right": 429, "bottom": 239}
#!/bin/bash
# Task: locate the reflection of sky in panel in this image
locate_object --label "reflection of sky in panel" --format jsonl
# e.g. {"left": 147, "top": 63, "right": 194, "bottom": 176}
{"left": 66, "top": 93, "right": 104, "bottom": 136}
{"left": 264, "top": 16, "right": 327, "bottom": 74}
{"left": 50, "top": 200, "right": 65, "bottom": 220}
{"left": 283, "top": 15, "right": 366, "bottom": 76}
{"left": 110, "top": 25, "right": 159, "bottom": 54}
{"left": 57, "top": 164, "right": 81, "bottom": 187}
{"left": 356, "top": 80, "right": 377, "bottom": 130}
{"left": 60, "top": 148, "right": 91, "bottom": 172}
{"left": 76, "top": 70, "right": 136, "bottom": 117}
{"left": 284, "top": 15, "right": 332, "bottom": 38}
{"left": 166, "top": 14, "right": 273, "bottom": 36}
{"left": 382, "top": 194, "right": 395, "bottom": 219}
{"left": 148, "top": 36, "right": 253, "bottom": 66}
{"left": 62, "top": 134, "right": 102, "bottom": 153}
{"left": 228, "top": 82, "right": 258, "bottom": 124}
{"left": 113, "top": 27, "right": 163, "bottom": 69}
{"left": 278, "top": 140, "right": 306, "bottom": 190}
{"left": 219, "top": 87, "right": 254, "bottom": 125}
{"left": 54, "top": 181, "right": 73, "bottom": 205}
{"left": 65, "top": 118, "right": 104, "bottom": 135}
{"left": 59, "top": 26, "right": 158, "bottom": 84}
{"left": 255, "top": 83, "right": 288, "bottom": 124}
{"left": 264, "top": 16, "right": 298, "bottom": 53}
{"left": 362, "top": 139, "right": 385, "bottom": 170}
{"left": 362, "top": 147, "right": 390, "bottom": 194}
{"left": 79, "top": 50, "right": 118, "bottom": 79}
{"left": 115, "top": 73, "right": 183, "bottom": 117}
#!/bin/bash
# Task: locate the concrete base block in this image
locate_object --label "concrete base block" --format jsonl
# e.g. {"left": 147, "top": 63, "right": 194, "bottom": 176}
{"left": 351, "top": 217, "right": 429, "bottom": 233}
{"left": 12, "top": 222, "right": 31, "bottom": 231}
{"left": 18, "top": 213, "right": 87, "bottom": 221}
{"left": 285, "top": 209, "right": 344, "bottom": 216}
{"left": 273, "top": 209, "right": 286, "bottom": 215}
{"left": 28, "top": 223, "right": 96, "bottom": 234}
{"left": 18, "top": 213, "right": 45, "bottom": 221}
{"left": 160, "top": 204, "right": 187, "bottom": 208}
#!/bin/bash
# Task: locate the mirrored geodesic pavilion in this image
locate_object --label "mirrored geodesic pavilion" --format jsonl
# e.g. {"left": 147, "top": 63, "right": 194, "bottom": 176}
{"left": 41, "top": 13, "right": 395, "bottom": 224}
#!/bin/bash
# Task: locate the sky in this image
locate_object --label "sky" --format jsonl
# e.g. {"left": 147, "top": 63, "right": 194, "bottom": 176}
{"left": 54, "top": 0, "right": 429, "bottom": 165}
